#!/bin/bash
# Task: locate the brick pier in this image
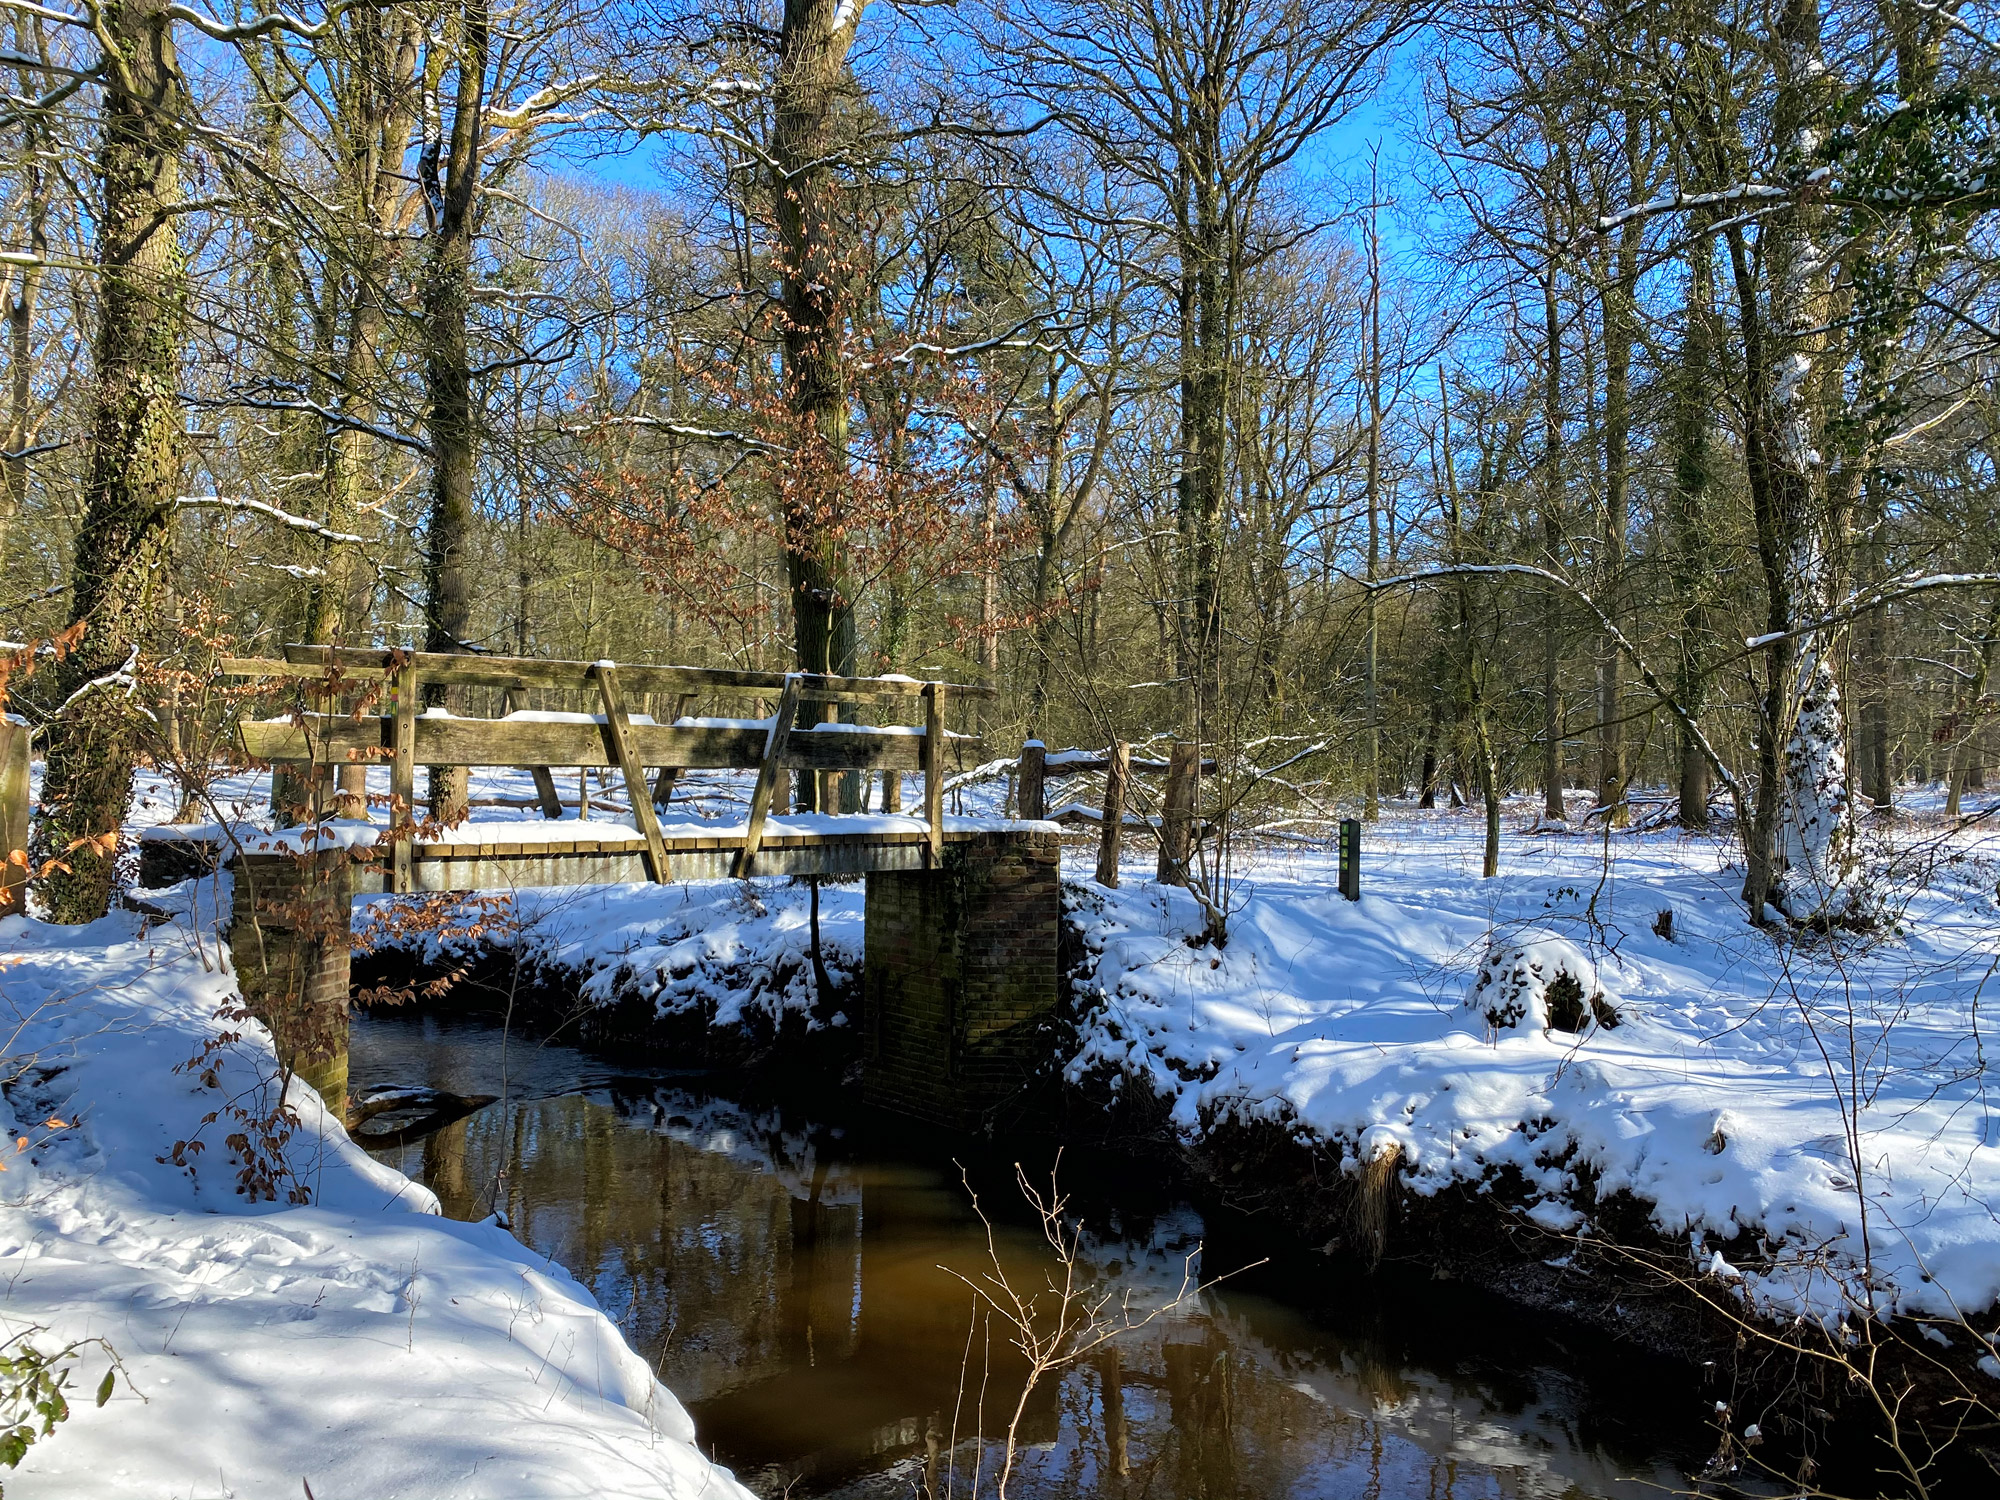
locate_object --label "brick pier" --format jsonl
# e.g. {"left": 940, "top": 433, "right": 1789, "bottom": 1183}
{"left": 228, "top": 849, "right": 355, "bottom": 1115}
{"left": 862, "top": 830, "right": 1063, "bottom": 1131}
{"left": 217, "top": 825, "right": 1063, "bottom": 1130}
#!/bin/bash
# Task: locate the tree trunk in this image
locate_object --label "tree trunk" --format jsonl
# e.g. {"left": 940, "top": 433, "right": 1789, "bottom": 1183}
{"left": 0, "top": 17, "right": 49, "bottom": 569}
{"left": 1856, "top": 472, "right": 1892, "bottom": 813}
{"left": 1538, "top": 268, "right": 1567, "bottom": 821}
{"left": 1736, "top": 0, "right": 1856, "bottom": 920}
{"left": 1597, "top": 119, "right": 1639, "bottom": 828}
{"left": 309, "top": 10, "right": 419, "bottom": 821}
{"left": 1946, "top": 595, "right": 2000, "bottom": 819}
{"left": 418, "top": 2, "right": 488, "bottom": 827}
{"left": 773, "top": 0, "right": 864, "bottom": 817}
{"left": 1175, "top": 108, "right": 1230, "bottom": 737}
{"left": 33, "top": 0, "right": 187, "bottom": 923}
{"left": 1361, "top": 198, "right": 1384, "bottom": 820}
{"left": 1671, "top": 234, "right": 1716, "bottom": 829}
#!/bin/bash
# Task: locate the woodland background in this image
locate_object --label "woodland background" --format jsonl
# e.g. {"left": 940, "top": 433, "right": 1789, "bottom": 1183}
{"left": 1, "top": 0, "right": 1996, "bottom": 924}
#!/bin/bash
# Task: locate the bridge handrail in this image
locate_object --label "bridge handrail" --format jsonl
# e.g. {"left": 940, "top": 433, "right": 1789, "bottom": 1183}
{"left": 222, "top": 649, "right": 990, "bottom": 892}
{"left": 221, "top": 647, "right": 996, "bottom": 703}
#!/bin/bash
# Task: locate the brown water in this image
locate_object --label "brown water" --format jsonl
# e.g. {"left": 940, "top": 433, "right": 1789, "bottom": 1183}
{"left": 352, "top": 1011, "right": 1716, "bottom": 1499}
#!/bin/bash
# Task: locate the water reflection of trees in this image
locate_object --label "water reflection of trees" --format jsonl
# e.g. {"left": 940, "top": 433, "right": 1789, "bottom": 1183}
{"left": 358, "top": 1014, "right": 1688, "bottom": 1499}
{"left": 411, "top": 1085, "right": 863, "bottom": 1403}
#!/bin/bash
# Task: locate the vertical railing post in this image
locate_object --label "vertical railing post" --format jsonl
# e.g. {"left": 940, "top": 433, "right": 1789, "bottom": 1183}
{"left": 390, "top": 660, "right": 418, "bottom": 895}
{"left": 1095, "top": 741, "right": 1130, "bottom": 888}
{"left": 1018, "top": 739, "right": 1046, "bottom": 821}
{"left": 923, "top": 684, "right": 946, "bottom": 867}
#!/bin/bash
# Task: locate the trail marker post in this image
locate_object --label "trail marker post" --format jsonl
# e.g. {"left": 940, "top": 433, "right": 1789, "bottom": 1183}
{"left": 1338, "top": 818, "right": 1361, "bottom": 901}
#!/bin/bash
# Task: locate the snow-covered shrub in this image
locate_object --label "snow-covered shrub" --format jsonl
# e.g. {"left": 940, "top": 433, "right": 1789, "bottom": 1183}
{"left": 1467, "top": 934, "right": 1619, "bottom": 1035}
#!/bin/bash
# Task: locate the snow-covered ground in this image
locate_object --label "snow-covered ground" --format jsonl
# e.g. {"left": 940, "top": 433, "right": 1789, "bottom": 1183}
{"left": 0, "top": 876, "right": 755, "bottom": 1498}
{"left": 49, "top": 757, "right": 2000, "bottom": 1458}
{"left": 129, "top": 762, "right": 2000, "bottom": 1335}
{"left": 1067, "top": 795, "right": 2000, "bottom": 1341}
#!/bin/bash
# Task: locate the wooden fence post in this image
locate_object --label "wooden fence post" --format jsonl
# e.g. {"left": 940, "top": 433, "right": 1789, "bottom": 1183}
{"left": 1156, "top": 741, "right": 1198, "bottom": 886}
{"left": 1019, "top": 739, "right": 1046, "bottom": 821}
{"left": 923, "top": 683, "right": 945, "bottom": 867}
{"left": 1095, "top": 741, "right": 1130, "bottom": 888}
{"left": 1, "top": 718, "right": 27, "bottom": 917}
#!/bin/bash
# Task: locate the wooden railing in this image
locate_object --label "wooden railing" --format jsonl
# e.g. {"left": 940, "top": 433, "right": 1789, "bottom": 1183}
{"left": 225, "top": 647, "right": 993, "bottom": 893}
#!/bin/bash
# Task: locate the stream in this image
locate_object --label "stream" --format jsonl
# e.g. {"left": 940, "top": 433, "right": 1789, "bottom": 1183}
{"left": 352, "top": 1010, "right": 1719, "bottom": 1499}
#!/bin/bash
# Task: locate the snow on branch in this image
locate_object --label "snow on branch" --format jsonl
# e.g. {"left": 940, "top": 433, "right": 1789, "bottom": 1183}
{"left": 487, "top": 74, "right": 604, "bottom": 130}
{"left": 864, "top": 316, "right": 1083, "bottom": 370}
{"left": 0, "top": 48, "right": 93, "bottom": 79}
{"left": 164, "top": 3, "right": 350, "bottom": 42}
{"left": 0, "top": 2, "right": 88, "bottom": 30}
{"left": 1365, "top": 562, "right": 1746, "bottom": 819}
{"left": 172, "top": 495, "right": 366, "bottom": 545}
{"left": 48, "top": 644, "right": 148, "bottom": 722}
{"left": 1744, "top": 572, "right": 2000, "bottom": 651}
{"left": 942, "top": 755, "right": 1019, "bottom": 794}
{"left": 1593, "top": 172, "right": 1828, "bottom": 235}
{"left": 560, "top": 414, "right": 790, "bottom": 455}
{"left": 1912, "top": 0, "right": 2000, "bottom": 54}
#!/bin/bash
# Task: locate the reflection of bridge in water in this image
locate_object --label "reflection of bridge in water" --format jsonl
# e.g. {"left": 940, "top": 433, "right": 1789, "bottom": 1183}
{"left": 354, "top": 1013, "right": 1698, "bottom": 1499}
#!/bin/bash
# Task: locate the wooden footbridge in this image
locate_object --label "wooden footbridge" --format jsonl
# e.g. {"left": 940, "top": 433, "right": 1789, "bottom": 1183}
{"left": 227, "top": 644, "right": 998, "bottom": 886}
{"left": 208, "top": 647, "right": 1061, "bottom": 1133}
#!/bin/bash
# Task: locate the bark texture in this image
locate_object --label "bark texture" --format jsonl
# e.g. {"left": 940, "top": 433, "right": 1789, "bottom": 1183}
{"left": 419, "top": 3, "right": 488, "bottom": 825}
{"left": 33, "top": 0, "right": 186, "bottom": 922}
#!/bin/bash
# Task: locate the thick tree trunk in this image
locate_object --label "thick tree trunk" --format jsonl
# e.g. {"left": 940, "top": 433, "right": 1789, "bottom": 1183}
{"left": 772, "top": 0, "right": 864, "bottom": 810}
{"left": 309, "top": 8, "right": 418, "bottom": 649}
{"left": 418, "top": 2, "right": 488, "bottom": 827}
{"left": 33, "top": 0, "right": 187, "bottom": 923}
{"left": 1740, "top": 0, "right": 1858, "bottom": 921}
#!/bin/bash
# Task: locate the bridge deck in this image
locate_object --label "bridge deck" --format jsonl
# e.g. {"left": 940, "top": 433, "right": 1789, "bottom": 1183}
{"left": 364, "top": 824, "right": 1000, "bottom": 891}
{"left": 152, "top": 817, "right": 1044, "bottom": 894}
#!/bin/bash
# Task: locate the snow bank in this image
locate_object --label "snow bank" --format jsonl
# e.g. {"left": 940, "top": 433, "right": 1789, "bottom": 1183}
{"left": 1065, "top": 814, "right": 2000, "bottom": 1329}
{"left": 358, "top": 877, "right": 864, "bottom": 1034}
{"left": 0, "top": 889, "right": 753, "bottom": 1498}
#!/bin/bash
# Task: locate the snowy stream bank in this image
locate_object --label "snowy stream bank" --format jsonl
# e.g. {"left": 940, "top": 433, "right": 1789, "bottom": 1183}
{"left": 0, "top": 882, "right": 755, "bottom": 1499}
{"left": 356, "top": 801, "right": 2000, "bottom": 1357}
